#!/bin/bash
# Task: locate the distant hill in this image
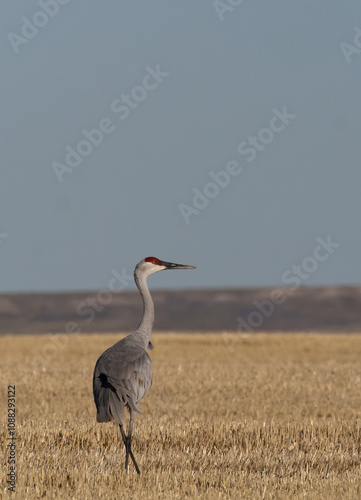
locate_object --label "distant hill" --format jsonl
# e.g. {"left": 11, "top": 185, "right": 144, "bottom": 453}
{"left": 0, "top": 286, "right": 360, "bottom": 334}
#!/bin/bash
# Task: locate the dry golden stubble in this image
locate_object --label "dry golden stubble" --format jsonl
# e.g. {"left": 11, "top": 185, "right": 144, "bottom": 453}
{"left": 1, "top": 332, "right": 361, "bottom": 499}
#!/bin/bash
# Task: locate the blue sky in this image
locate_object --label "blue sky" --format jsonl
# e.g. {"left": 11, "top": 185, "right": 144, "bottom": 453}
{"left": 1, "top": 1, "right": 360, "bottom": 292}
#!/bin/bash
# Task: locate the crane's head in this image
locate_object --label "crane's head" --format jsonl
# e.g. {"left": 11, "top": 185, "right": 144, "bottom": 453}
{"left": 135, "top": 256, "right": 196, "bottom": 277}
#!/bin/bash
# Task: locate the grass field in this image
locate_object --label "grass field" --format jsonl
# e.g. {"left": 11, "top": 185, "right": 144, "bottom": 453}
{"left": 1, "top": 332, "right": 361, "bottom": 499}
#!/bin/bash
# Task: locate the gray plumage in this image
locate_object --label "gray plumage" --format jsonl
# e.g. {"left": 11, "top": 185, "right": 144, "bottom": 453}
{"left": 93, "top": 256, "right": 195, "bottom": 474}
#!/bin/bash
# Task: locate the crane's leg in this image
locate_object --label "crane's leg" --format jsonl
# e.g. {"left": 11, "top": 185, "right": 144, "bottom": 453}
{"left": 125, "top": 415, "right": 140, "bottom": 475}
{"left": 118, "top": 422, "right": 140, "bottom": 475}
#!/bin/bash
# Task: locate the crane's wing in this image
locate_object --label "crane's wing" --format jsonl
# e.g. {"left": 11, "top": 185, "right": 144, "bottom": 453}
{"left": 93, "top": 341, "right": 152, "bottom": 425}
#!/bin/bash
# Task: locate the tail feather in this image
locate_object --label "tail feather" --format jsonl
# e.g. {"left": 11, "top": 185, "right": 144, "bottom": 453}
{"left": 94, "top": 372, "right": 142, "bottom": 424}
{"left": 108, "top": 390, "right": 125, "bottom": 425}
{"left": 94, "top": 372, "right": 112, "bottom": 422}
{"left": 106, "top": 374, "right": 143, "bottom": 415}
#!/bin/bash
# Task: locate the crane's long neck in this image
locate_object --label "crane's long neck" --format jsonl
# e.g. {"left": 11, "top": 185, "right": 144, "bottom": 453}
{"left": 134, "top": 270, "right": 154, "bottom": 347}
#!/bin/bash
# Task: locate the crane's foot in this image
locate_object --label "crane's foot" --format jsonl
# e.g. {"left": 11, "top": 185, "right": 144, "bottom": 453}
{"left": 130, "top": 448, "right": 140, "bottom": 475}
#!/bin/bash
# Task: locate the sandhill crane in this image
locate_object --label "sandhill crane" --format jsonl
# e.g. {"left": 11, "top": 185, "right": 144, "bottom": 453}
{"left": 93, "top": 256, "right": 196, "bottom": 474}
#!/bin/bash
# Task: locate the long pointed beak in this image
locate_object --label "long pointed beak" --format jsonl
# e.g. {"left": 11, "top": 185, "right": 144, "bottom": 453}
{"left": 161, "top": 260, "right": 196, "bottom": 270}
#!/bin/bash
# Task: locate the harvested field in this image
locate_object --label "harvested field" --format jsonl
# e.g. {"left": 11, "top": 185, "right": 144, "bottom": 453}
{"left": 1, "top": 332, "right": 361, "bottom": 499}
